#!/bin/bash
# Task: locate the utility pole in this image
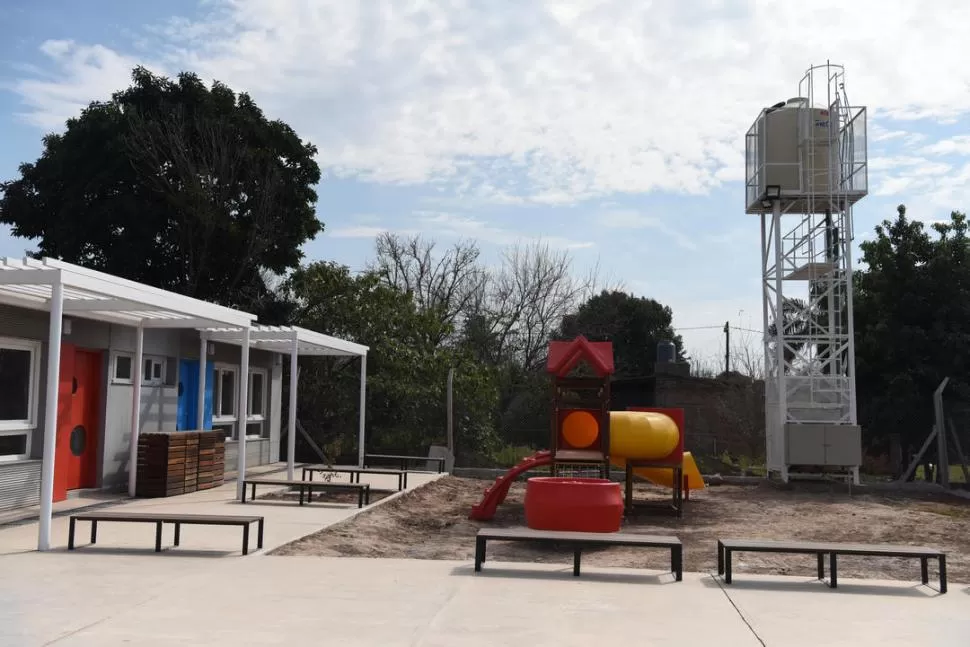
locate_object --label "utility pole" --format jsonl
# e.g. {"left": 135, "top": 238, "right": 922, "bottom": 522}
{"left": 723, "top": 321, "right": 730, "bottom": 374}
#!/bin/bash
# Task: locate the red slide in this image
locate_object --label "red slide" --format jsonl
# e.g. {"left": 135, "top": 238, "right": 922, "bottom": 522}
{"left": 469, "top": 450, "right": 553, "bottom": 520}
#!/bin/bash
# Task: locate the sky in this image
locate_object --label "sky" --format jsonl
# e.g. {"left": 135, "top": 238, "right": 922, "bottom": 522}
{"left": 2, "top": 0, "right": 970, "bottom": 367}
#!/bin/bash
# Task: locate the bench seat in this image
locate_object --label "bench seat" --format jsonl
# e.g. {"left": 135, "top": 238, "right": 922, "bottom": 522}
{"left": 302, "top": 466, "right": 408, "bottom": 491}
{"left": 242, "top": 478, "right": 370, "bottom": 507}
{"left": 717, "top": 538, "right": 947, "bottom": 592}
{"left": 68, "top": 512, "right": 264, "bottom": 555}
{"left": 475, "top": 527, "right": 682, "bottom": 580}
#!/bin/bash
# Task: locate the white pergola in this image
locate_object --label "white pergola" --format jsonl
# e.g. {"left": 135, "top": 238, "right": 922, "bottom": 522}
{"left": 201, "top": 325, "right": 368, "bottom": 491}
{"left": 0, "top": 257, "right": 256, "bottom": 551}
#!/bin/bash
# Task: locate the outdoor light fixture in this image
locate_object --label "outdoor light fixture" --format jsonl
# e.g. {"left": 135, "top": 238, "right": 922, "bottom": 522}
{"left": 761, "top": 184, "right": 782, "bottom": 209}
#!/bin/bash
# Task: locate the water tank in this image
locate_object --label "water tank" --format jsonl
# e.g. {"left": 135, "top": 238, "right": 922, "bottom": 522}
{"left": 754, "top": 97, "right": 840, "bottom": 197}
{"left": 656, "top": 340, "right": 676, "bottom": 364}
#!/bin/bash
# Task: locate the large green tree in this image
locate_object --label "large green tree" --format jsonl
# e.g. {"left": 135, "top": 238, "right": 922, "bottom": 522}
{"left": 559, "top": 290, "right": 685, "bottom": 378}
{"left": 854, "top": 205, "right": 970, "bottom": 452}
{"left": 0, "top": 66, "right": 321, "bottom": 315}
{"left": 284, "top": 261, "right": 500, "bottom": 462}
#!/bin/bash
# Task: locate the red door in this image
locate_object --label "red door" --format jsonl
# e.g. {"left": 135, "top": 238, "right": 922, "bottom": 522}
{"left": 54, "top": 345, "right": 102, "bottom": 502}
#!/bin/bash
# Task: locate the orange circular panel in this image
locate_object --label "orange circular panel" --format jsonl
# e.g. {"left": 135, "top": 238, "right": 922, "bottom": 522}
{"left": 562, "top": 410, "right": 599, "bottom": 449}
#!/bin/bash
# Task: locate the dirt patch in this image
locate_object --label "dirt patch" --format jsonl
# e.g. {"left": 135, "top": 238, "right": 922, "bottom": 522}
{"left": 272, "top": 476, "right": 970, "bottom": 582}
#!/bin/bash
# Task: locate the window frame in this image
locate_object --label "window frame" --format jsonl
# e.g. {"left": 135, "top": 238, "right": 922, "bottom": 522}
{"left": 212, "top": 363, "right": 239, "bottom": 427}
{"left": 246, "top": 368, "right": 268, "bottom": 439}
{"left": 111, "top": 352, "right": 167, "bottom": 387}
{"left": 0, "top": 336, "right": 42, "bottom": 462}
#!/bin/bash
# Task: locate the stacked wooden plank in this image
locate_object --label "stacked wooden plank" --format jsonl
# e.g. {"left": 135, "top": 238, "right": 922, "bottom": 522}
{"left": 197, "top": 431, "right": 226, "bottom": 490}
{"left": 136, "top": 432, "right": 200, "bottom": 498}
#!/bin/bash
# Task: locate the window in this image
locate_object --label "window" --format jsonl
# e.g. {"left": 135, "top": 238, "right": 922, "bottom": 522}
{"left": 213, "top": 365, "right": 270, "bottom": 440}
{"left": 247, "top": 369, "right": 268, "bottom": 438}
{"left": 213, "top": 365, "right": 238, "bottom": 423}
{"left": 112, "top": 353, "right": 168, "bottom": 386}
{"left": 114, "top": 355, "right": 132, "bottom": 382}
{"left": 0, "top": 338, "right": 40, "bottom": 460}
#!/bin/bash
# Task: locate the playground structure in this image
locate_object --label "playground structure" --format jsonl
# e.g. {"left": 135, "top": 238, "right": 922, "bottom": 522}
{"left": 469, "top": 336, "right": 705, "bottom": 524}
{"left": 745, "top": 61, "right": 869, "bottom": 484}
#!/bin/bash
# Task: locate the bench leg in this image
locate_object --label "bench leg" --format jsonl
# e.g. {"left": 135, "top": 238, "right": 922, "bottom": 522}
{"left": 174, "top": 523, "right": 181, "bottom": 547}
{"left": 298, "top": 486, "right": 305, "bottom": 506}
{"left": 829, "top": 553, "right": 837, "bottom": 588}
{"left": 939, "top": 555, "right": 947, "bottom": 594}
{"left": 724, "top": 549, "right": 732, "bottom": 584}
{"left": 155, "top": 521, "right": 163, "bottom": 553}
{"left": 251, "top": 482, "right": 257, "bottom": 502}
{"left": 68, "top": 517, "right": 76, "bottom": 550}
{"left": 717, "top": 541, "right": 723, "bottom": 575}
{"left": 921, "top": 557, "right": 929, "bottom": 585}
{"left": 684, "top": 473, "right": 690, "bottom": 502}
{"left": 90, "top": 520, "right": 98, "bottom": 546}
{"left": 403, "top": 472, "right": 408, "bottom": 489}
{"left": 357, "top": 489, "right": 363, "bottom": 508}
{"left": 817, "top": 553, "right": 825, "bottom": 580}
{"left": 475, "top": 537, "right": 486, "bottom": 572}
{"left": 573, "top": 550, "right": 581, "bottom": 577}
{"left": 242, "top": 524, "right": 250, "bottom": 556}
{"left": 241, "top": 483, "right": 247, "bottom": 504}
{"left": 672, "top": 545, "right": 683, "bottom": 581}
{"left": 257, "top": 519, "right": 264, "bottom": 550}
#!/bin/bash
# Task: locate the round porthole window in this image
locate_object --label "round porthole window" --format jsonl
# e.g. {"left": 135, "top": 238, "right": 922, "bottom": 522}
{"left": 70, "top": 426, "right": 86, "bottom": 456}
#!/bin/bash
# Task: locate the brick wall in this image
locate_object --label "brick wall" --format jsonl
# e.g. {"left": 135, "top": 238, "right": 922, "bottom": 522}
{"left": 654, "top": 372, "right": 765, "bottom": 459}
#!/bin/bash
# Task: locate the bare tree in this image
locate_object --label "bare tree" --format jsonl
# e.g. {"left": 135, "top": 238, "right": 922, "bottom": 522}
{"left": 690, "top": 327, "right": 765, "bottom": 380}
{"left": 479, "top": 241, "right": 599, "bottom": 370}
{"left": 371, "top": 233, "right": 488, "bottom": 344}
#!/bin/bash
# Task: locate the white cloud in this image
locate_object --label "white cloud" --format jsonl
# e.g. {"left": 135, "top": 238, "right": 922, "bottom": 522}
{"left": 328, "top": 211, "right": 593, "bottom": 251}
{"left": 328, "top": 225, "right": 395, "bottom": 239}
{"left": 598, "top": 209, "right": 698, "bottom": 251}
{"left": 412, "top": 211, "right": 594, "bottom": 250}
{"left": 919, "top": 136, "right": 970, "bottom": 156}
{"left": 9, "top": 0, "right": 970, "bottom": 203}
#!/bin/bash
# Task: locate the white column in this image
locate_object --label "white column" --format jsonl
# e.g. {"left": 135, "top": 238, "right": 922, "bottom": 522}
{"left": 357, "top": 354, "right": 367, "bottom": 467}
{"left": 127, "top": 325, "right": 144, "bottom": 497}
{"left": 196, "top": 332, "right": 207, "bottom": 430}
{"left": 37, "top": 279, "right": 64, "bottom": 551}
{"left": 235, "top": 327, "right": 251, "bottom": 500}
{"left": 286, "top": 337, "right": 298, "bottom": 480}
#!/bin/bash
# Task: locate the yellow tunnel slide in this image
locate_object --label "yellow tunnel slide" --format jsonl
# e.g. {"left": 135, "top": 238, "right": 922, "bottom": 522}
{"left": 607, "top": 410, "right": 705, "bottom": 490}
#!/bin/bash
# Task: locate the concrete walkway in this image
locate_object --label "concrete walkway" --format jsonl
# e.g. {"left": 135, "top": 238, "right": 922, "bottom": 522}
{"left": 1, "top": 466, "right": 967, "bottom": 646}
{"left": 1, "top": 554, "right": 966, "bottom": 646}
{"left": 0, "top": 463, "right": 441, "bottom": 555}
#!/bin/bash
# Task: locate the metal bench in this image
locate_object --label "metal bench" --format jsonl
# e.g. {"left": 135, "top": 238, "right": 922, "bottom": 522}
{"left": 67, "top": 512, "right": 264, "bottom": 555}
{"left": 241, "top": 478, "right": 370, "bottom": 507}
{"left": 475, "top": 527, "right": 683, "bottom": 580}
{"left": 302, "top": 466, "right": 408, "bottom": 491}
{"left": 717, "top": 538, "right": 947, "bottom": 593}
{"left": 364, "top": 453, "right": 445, "bottom": 473}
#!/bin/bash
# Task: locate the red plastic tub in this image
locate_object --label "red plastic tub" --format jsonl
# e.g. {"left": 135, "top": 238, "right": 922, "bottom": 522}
{"left": 524, "top": 477, "right": 623, "bottom": 533}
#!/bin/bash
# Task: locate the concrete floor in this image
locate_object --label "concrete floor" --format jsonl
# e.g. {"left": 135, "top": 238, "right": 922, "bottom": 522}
{"left": 1, "top": 466, "right": 967, "bottom": 646}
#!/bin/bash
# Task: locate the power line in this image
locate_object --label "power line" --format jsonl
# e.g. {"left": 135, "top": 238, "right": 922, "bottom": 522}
{"left": 677, "top": 324, "right": 765, "bottom": 335}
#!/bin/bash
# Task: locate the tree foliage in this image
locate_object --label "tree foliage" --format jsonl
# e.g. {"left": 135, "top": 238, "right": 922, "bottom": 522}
{"left": 854, "top": 205, "right": 970, "bottom": 451}
{"left": 0, "top": 66, "right": 321, "bottom": 315}
{"left": 283, "top": 261, "right": 499, "bottom": 462}
{"left": 560, "top": 290, "right": 685, "bottom": 378}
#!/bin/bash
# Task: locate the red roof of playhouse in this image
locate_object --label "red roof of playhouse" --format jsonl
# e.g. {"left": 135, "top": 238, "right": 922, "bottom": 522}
{"left": 546, "top": 336, "right": 614, "bottom": 377}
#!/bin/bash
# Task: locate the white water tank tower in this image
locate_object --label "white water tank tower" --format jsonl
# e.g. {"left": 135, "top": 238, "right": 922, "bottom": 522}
{"left": 744, "top": 62, "right": 869, "bottom": 485}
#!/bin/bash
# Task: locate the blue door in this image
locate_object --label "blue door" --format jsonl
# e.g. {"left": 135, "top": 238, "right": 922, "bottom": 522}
{"left": 177, "top": 360, "right": 214, "bottom": 430}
